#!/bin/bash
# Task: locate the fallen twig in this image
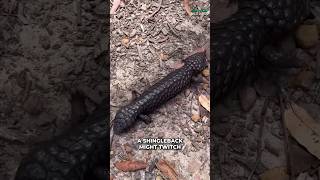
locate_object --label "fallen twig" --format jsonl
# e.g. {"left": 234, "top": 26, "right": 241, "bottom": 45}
{"left": 248, "top": 98, "right": 269, "bottom": 180}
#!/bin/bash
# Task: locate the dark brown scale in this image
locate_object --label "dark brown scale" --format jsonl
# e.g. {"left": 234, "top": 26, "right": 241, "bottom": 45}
{"left": 113, "top": 52, "right": 207, "bottom": 134}
{"left": 213, "top": 0, "right": 310, "bottom": 102}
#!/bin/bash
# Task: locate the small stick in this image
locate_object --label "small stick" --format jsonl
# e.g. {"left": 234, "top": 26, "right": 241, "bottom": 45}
{"left": 248, "top": 98, "right": 269, "bottom": 180}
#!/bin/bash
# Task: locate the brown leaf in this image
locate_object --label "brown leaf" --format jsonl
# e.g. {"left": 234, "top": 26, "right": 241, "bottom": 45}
{"left": 114, "top": 160, "right": 147, "bottom": 172}
{"left": 199, "top": 94, "right": 210, "bottom": 112}
{"left": 260, "top": 167, "right": 289, "bottom": 180}
{"left": 183, "top": 0, "right": 192, "bottom": 16}
{"left": 110, "top": 0, "right": 122, "bottom": 14}
{"left": 156, "top": 159, "right": 178, "bottom": 180}
{"left": 284, "top": 103, "right": 320, "bottom": 159}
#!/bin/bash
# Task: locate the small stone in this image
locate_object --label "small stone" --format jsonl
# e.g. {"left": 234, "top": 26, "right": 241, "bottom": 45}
{"left": 295, "top": 24, "right": 319, "bottom": 49}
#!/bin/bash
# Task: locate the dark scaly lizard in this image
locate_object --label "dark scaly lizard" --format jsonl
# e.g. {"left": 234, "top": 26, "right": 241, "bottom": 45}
{"left": 113, "top": 51, "right": 208, "bottom": 134}
{"left": 213, "top": 0, "right": 310, "bottom": 101}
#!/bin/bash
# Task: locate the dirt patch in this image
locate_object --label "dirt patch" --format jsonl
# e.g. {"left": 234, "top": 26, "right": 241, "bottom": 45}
{"left": 110, "top": 0, "right": 210, "bottom": 179}
{"left": 0, "top": 0, "right": 107, "bottom": 179}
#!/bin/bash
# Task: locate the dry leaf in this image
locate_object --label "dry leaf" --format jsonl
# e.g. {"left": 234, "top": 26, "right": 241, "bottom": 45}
{"left": 199, "top": 94, "right": 210, "bottom": 112}
{"left": 191, "top": 114, "right": 201, "bottom": 122}
{"left": 260, "top": 167, "right": 289, "bottom": 180}
{"left": 284, "top": 103, "right": 320, "bottom": 159}
{"left": 183, "top": 0, "right": 192, "bottom": 16}
{"left": 156, "top": 159, "right": 178, "bottom": 180}
{"left": 114, "top": 160, "right": 147, "bottom": 172}
{"left": 110, "top": 0, "right": 121, "bottom": 14}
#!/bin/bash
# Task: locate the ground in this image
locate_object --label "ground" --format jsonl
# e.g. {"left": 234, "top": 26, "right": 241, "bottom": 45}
{"left": 0, "top": 0, "right": 107, "bottom": 179}
{"left": 109, "top": 0, "right": 210, "bottom": 179}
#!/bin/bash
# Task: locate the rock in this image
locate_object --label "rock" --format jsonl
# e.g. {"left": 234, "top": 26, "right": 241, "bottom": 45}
{"left": 239, "top": 86, "right": 257, "bottom": 112}
{"left": 295, "top": 24, "right": 319, "bottom": 48}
